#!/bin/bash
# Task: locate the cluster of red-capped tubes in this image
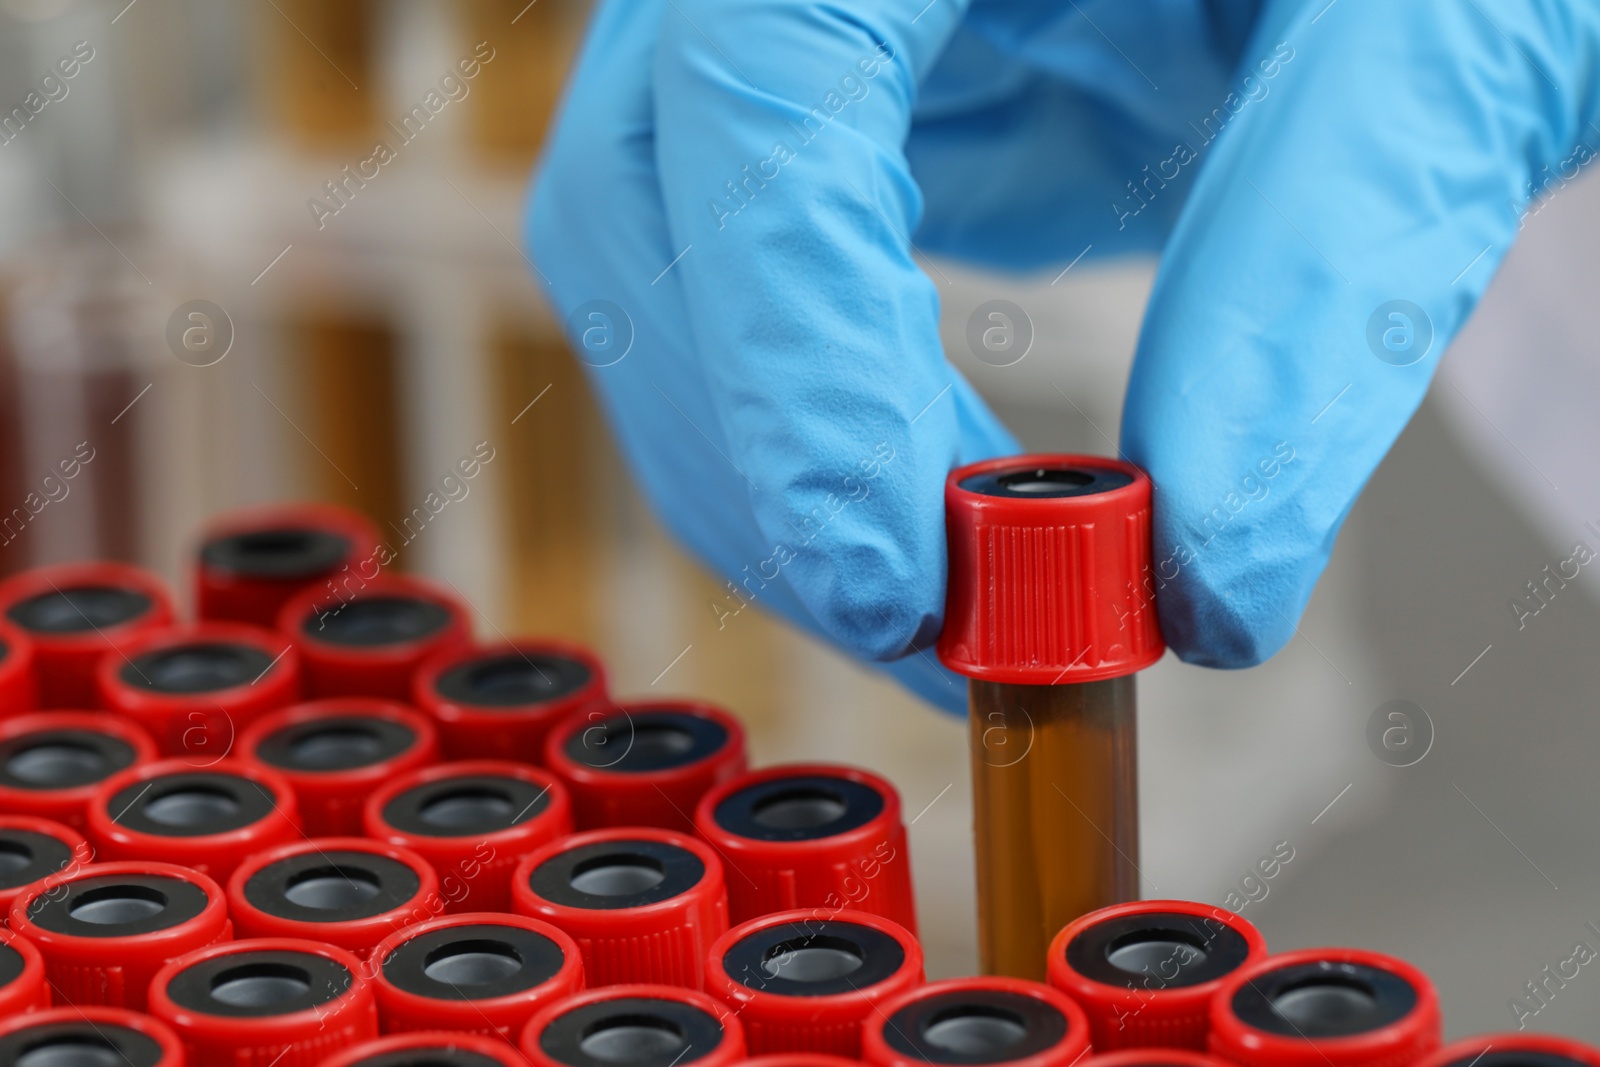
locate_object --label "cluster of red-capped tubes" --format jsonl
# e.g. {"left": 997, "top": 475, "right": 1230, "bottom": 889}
{"left": 0, "top": 501, "right": 1588, "bottom": 1067}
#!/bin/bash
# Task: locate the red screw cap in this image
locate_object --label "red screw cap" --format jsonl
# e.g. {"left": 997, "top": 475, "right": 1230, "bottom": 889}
{"left": 415, "top": 639, "right": 608, "bottom": 762}
{"left": 324, "top": 1032, "right": 536, "bottom": 1066}
{"left": 371, "top": 911, "right": 584, "bottom": 1042}
{"left": 86, "top": 758, "right": 301, "bottom": 883}
{"left": 195, "top": 502, "right": 384, "bottom": 628}
{"left": 512, "top": 826, "right": 729, "bottom": 988}
{"left": 0, "top": 925, "right": 49, "bottom": 1017}
{"left": 937, "top": 455, "right": 1164, "bottom": 684}
{"left": 150, "top": 937, "right": 377, "bottom": 1066}
{"left": 237, "top": 699, "right": 440, "bottom": 836}
{"left": 0, "top": 619, "right": 37, "bottom": 716}
{"left": 364, "top": 760, "right": 573, "bottom": 913}
{"left": 695, "top": 763, "right": 916, "bottom": 931}
{"left": 279, "top": 574, "right": 471, "bottom": 702}
{"left": 0, "top": 561, "right": 174, "bottom": 709}
{"left": 521, "top": 984, "right": 746, "bottom": 1067}
{"left": 10, "top": 860, "right": 231, "bottom": 1011}
{"left": 1082, "top": 1052, "right": 1241, "bottom": 1067}
{"left": 706, "top": 908, "right": 923, "bottom": 1057}
{"left": 0, "top": 815, "right": 91, "bottom": 918}
{"left": 93, "top": 622, "right": 301, "bottom": 758}
{"left": 862, "top": 976, "right": 1091, "bottom": 1067}
{"left": 0, "top": 711, "right": 159, "bottom": 830}
{"left": 227, "top": 837, "right": 440, "bottom": 957}
{"left": 1209, "top": 948, "right": 1442, "bottom": 1067}
{"left": 1047, "top": 899, "right": 1268, "bottom": 1051}
{"left": 544, "top": 699, "right": 747, "bottom": 833}
{"left": 1415, "top": 1034, "right": 1600, "bottom": 1067}
{"left": 0, "top": 1006, "right": 187, "bottom": 1066}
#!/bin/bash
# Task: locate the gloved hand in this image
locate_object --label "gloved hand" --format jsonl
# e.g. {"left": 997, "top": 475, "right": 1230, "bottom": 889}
{"left": 526, "top": 0, "right": 1600, "bottom": 712}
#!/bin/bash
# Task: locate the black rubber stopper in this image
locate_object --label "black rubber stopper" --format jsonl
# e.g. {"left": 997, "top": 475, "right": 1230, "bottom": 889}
{"left": 104, "top": 770, "right": 277, "bottom": 839}
{"left": 255, "top": 715, "right": 417, "bottom": 774}
{"left": 120, "top": 642, "right": 275, "bottom": 694}
{"left": 201, "top": 527, "right": 352, "bottom": 579}
{"left": 25, "top": 873, "right": 209, "bottom": 939}
{"left": 882, "top": 988, "right": 1068, "bottom": 1065}
{"left": 0, "top": 941, "right": 26, "bottom": 990}
{"left": 164, "top": 948, "right": 351, "bottom": 1019}
{"left": 243, "top": 850, "right": 421, "bottom": 923}
{"left": 537, "top": 996, "right": 724, "bottom": 1067}
{"left": 0, "top": 730, "right": 137, "bottom": 792}
{"left": 433, "top": 653, "right": 590, "bottom": 709}
{"left": 722, "top": 917, "right": 906, "bottom": 997}
{"left": 382, "top": 922, "right": 567, "bottom": 1001}
{"left": 1065, "top": 911, "right": 1251, "bottom": 989}
{"left": 712, "top": 774, "right": 882, "bottom": 843}
{"left": 1441, "top": 1054, "right": 1587, "bottom": 1067}
{"left": 958, "top": 465, "right": 1133, "bottom": 500}
{"left": 344, "top": 1050, "right": 507, "bottom": 1067}
{"left": 5, "top": 586, "right": 153, "bottom": 635}
{"left": 302, "top": 596, "right": 451, "bottom": 648}
{"left": 380, "top": 774, "right": 549, "bottom": 838}
{"left": 1229, "top": 959, "right": 1417, "bottom": 1039}
{"left": 527, "top": 837, "right": 702, "bottom": 912}
{"left": 0, "top": 1020, "right": 165, "bottom": 1067}
{"left": 563, "top": 711, "right": 725, "bottom": 774}
{"left": 0, "top": 828, "right": 74, "bottom": 891}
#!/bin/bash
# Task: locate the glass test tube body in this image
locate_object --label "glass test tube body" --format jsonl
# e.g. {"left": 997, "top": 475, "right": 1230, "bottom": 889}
{"left": 968, "top": 674, "right": 1139, "bottom": 980}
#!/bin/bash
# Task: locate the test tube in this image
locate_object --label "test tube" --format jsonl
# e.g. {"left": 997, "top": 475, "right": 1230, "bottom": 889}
{"left": 938, "top": 455, "right": 1165, "bottom": 980}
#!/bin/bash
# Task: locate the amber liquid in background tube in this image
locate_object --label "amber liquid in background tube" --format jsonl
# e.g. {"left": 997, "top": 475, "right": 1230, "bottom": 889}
{"left": 969, "top": 675, "right": 1139, "bottom": 980}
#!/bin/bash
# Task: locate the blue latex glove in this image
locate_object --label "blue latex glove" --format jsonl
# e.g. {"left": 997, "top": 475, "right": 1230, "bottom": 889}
{"left": 527, "top": 0, "right": 1600, "bottom": 712}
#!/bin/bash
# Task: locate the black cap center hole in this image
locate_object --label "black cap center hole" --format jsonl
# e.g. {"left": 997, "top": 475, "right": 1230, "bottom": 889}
{"left": 922, "top": 1006, "right": 1029, "bottom": 1057}
{"left": 69, "top": 884, "right": 168, "bottom": 926}
{"left": 422, "top": 939, "right": 522, "bottom": 986}
{"left": 579, "top": 1016, "right": 685, "bottom": 1064}
{"left": 284, "top": 865, "right": 382, "bottom": 911}
{"left": 752, "top": 788, "right": 846, "bottom": 831}
{"left": 145, "top": 786, "right": 240, "bottom": 828}
{"left": 141, "top": 645, "right": 258, "bottom": 693}
{"left": 7, "top": 743, "right": 106, "bottom": 786}
{"left": 209, "top": 962, "right": 311, "bottom": 1010}
{"left": 0, "top": 841, "right": 32, "bottom": 876}
{"left": 1270, "top": 977, "right": 1379, "bottom": 1030}
{"left": 761, "top": 935, "right": 864, "bottom": 983}
{"left": 16, "top": 1038, "right": 128, "bottom": 1067}
{"left": 998, "top": 469, "right": 1094, "bottom": 494}
{"left": 569, "top": 854, "right": 666, "bottom": 897}
{"left": 1105, "top": 930, "right": 1208, "bottom": 975}
{"left": 419, "top": 787, "right": 514, "bottom": 830}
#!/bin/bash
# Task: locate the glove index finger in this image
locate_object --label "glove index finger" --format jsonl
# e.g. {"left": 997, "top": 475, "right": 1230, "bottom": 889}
{"left": 650, "top": 0, "right": 1016, "bottom": 662}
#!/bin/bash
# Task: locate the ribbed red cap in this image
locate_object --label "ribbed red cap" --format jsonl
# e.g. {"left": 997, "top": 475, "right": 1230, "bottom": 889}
{"left": 93, "top": 622, "right": 301, "bottom": 759}
{"left": 521, "top": 984, "right": 746, "bottom": 1067}
{"left": 85, "top": 758, "right": 301, "bottom": 883}
{"left": 0, "top": 711, "right": 159, "bottom": 830}
{"left": 0, "top": 619, "right": 37, "bottom": 715}
{"left": 1415, "top": 1034, "right": 1600, "bottom": 1067}
{"left": 0, "top": 1006, "right": 187, "bottom": 1066}
{"left": 237, "top": 698, "right": 440, "bottom": 836}
{"left": 0, "top": 815, "right": 91, "bottom": 917}
{"left": 0, "top": 561, "right": 174, "bottom": 709}
{"left": 370, "top": 911, "right": 585, "bottom": 1042}
{"left": 364, "top": 760, "right": 573, "bottom": 913}
{"left": 938, "top": 455, "right": 1164, "bottom": 684}
{"left": 695, "top": 764, "right": 916, "bottom": 932}
{"left": 1209, "top": 948, "right": 1441, "bottom": 1067}
{"left": 415, "top": 639, "right": 609, "bottom": 761}
{"left": 324, "top": 1032, "right": 535, "bottom": 1066}
{"left": 706, "top": 908, "right": 923, "bottom": 1057}
{"left": 227, "top": 837, "right": 440, "bottom": 956}
{"left": 544, "top": 699, "right": 747, "bottom": 834}
{"left": 10, "top": 860, "right": 231, "bottom": 1011}
{"left": 278, "top": 574, "right": 471, "bottom": 701}
{"left": 862, "top": 976, "right": 1090, "bottom": 1067}
{"left": 150, "top": 937, "right": 377, "bottom": 1066}
{"left": 1047, "top": 899, "right": 1267, "bottom": 1051}
{"left": 0, "top": 925, "right": 49, "bottom": 1016}
{"left": 195, "top": 502, "right": 384, "bottom": 628}
{"left": 512, "top": 826, "right": 729, "bottom": 988}
{"left": 1082, "top": 1051, "right": 1240, "bottom": 1067}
